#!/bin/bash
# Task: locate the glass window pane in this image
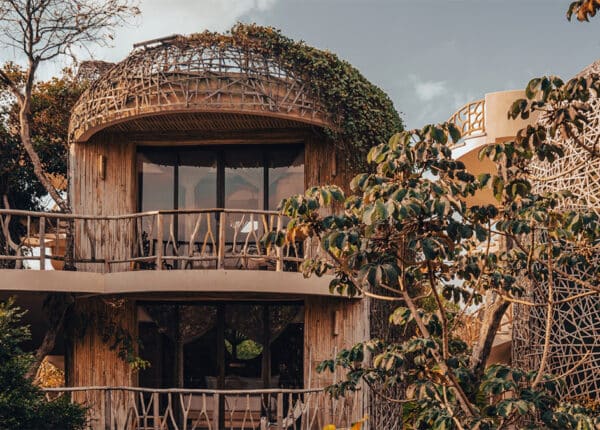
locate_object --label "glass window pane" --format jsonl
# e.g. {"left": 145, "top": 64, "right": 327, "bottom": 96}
{"left": 224, "top": 149, "right": 264, "bottom": 210}
{"left": 177, "top": 150, "right": 218, "bottom": 249}
{"left": 177, "top": 150, "right": 217, "bottom": 209}
{"left": 268, "top": 146, "right": 304, "bottom": 210}
{"left": 138, "top": 151, "right": 175, "bottom": 211}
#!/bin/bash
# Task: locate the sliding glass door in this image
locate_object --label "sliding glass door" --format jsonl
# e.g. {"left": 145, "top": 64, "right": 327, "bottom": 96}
{"left": 138, "top": 302, "right": 304, "bottom": 390}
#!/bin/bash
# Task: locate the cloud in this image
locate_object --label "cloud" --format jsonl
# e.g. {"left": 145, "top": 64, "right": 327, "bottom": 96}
{"left": 414, "top": 79, "right": 448, "bottom": 102}
{"left": 85, "top": 0, "right": 280, "bottom": 63}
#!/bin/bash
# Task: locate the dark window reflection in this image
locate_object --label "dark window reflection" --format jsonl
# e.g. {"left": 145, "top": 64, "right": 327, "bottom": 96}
{"left": 138, "top": 145, "right": 305, "bottom": 211}
{"left": 224, "top": 149, "right": 263, "bottom": 210}
{"left": 268, "top": 147, "right": 304, "bottom": 210}
{"left": 178, "top": 150, "right": 217, "bottom": 209}
{"left": 138, "top": 152, "right": 175, "bottom": 212}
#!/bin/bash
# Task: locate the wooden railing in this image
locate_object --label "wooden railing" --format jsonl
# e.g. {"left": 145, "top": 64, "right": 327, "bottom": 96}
{"left": 42, "top": 386, "right": 361, "bottom": 430}
{"left": 447, "top": 99, "right": 485, "bottom": 140}
{"left": 0, "top": 209, "right": 319, "bottom": 273}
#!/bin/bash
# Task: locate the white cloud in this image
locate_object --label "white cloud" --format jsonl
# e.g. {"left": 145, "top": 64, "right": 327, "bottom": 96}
{"left": 84, "top": 0, "right": 280, "bottom": 63}
{"left": 414, "top": 79, "right": 448, "bottom": 102}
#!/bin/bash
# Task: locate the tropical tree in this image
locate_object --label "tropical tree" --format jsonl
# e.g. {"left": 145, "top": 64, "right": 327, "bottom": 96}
{"left": 0, "top": 0, "right": 139, "bottom": 212}
{"left": 274, "top": 72, "right": 600, "bottom": 428}
{"left": 0, "top": 66, "right": 84, "bottom": 212}
{"left": 0, "top": 298, "right": 87, "bottom": 430}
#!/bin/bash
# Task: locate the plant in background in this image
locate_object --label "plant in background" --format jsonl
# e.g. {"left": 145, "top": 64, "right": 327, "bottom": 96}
{"left": 0, "top": 298, "right": 87, "bottom": 430}
{"left": 273, "top": 79, "right": 600, "bottom": 426}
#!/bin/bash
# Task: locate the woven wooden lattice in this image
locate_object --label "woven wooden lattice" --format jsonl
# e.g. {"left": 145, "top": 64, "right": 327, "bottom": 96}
{"left": 69, "top": 36, "right": 332, "bottom": 142}
{"left": 512, "top": 60, "right": 600, "bottom": 400}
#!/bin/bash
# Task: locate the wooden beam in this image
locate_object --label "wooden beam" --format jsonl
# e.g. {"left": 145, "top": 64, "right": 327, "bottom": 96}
{"left": 108, "top": 128, "right": 314, "bottom": 146}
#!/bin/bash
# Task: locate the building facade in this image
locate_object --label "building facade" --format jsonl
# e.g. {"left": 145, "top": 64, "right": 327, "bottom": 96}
{"left": 0, "top": 29, "right": 402, "bottom": 430}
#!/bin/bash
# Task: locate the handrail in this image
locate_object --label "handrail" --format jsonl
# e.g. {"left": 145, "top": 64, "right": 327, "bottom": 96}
{"left": 0, "top": 208, "right": 281, "bottom": 220}
{"left": 447, "top": 99, "right": 485, "bottom": 139}
{"left": 42, "top": 386, "right": 326, "bottom": 395}
{"left": 0, "top": 208, "right": 318, "bottom": 274}
{"left": 42, "top": 385, "right": 360, "bottom": 430}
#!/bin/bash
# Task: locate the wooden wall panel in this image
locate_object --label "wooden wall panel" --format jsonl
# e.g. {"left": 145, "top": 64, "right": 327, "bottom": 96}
{"left": 69, "top": 134, "right": 137, "bottom": 273}
{"left": 304, "top": 135, "right": 355, "bottom": 194}
{"left": 71, "top": 297, "right": 137, "bottom": 429}
{"left": 304, "top": 296, "right": 370, "bottom": 423}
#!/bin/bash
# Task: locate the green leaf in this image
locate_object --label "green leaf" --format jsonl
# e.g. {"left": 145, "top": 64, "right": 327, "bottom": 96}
{"left": 492, "top": 176, "right": 504, "bottom": 202}
{"left": 422, "top": 238, "right": 437, "bottom": 260}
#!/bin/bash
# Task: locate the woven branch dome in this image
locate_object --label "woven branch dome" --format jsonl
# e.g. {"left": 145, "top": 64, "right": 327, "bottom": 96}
{"left": 69, "top": 32, "right": 334, "bottom": 142}
{"left": 512, "top": 60, "right": 600, "bottom": 400}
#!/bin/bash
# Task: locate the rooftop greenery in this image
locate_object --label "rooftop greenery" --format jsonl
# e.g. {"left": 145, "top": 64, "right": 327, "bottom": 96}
{"left": 183, "top": 23, "right": 404, "bottom": 167}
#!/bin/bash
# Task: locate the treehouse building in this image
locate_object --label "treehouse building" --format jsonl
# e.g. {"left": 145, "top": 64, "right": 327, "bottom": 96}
{"left": 0, "top": 29, "right": 401, "bottom": 430}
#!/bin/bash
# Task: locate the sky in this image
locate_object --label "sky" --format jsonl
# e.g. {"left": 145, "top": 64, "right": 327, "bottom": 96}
{"left": 28, "top": 0, "right": 600, "bottom": 128}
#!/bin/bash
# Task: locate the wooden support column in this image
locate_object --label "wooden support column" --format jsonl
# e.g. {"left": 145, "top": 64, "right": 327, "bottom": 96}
{"left": 174, "top": 305, "right": 184, "bottom": 388}
{"left": 262, "top": 305, "right": 271, "bottom": 389}
{"left": 216, "top": 304, "right": 225, "bottom": 429}
{"left": 304, "top": 296, "right": 369, "bottom": 425}
{"left": 71, "top": 297, "right": 137, "bottom": 430}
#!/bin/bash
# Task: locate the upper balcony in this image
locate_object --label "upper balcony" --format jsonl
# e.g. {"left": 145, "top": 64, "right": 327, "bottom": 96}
{"left": 0, "top": 208, "right": 331, "bottom": 296}
{"left": 447, "top": 90, "right": 538, "bottom": 207}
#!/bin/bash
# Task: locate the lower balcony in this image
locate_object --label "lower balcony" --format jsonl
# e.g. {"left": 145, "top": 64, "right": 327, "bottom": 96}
{"left": 43, "top": 386, "right": 361, "bottom": 430}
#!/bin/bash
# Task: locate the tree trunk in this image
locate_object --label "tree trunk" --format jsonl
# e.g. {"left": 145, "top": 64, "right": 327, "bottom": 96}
{"left": 469, "top": 294, "right": 510, "bottom": 380}
{"left": 26, "top": 293, "right": 74, "bottom": 380}
{"left": 18, "top": 101, "right": 70, "bottom": 213}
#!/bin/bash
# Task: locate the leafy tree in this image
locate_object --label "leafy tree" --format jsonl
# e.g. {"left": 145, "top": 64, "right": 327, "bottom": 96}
{"left": 0, "top": 0, "right": 137, "bottom": 375}
{"left": 0, "top": 67, "right": 86, "bottom": 377}
{"left": 0, "top": 66, "right": 84, "bottom": 212}
{"left": 0, "top": 0, "right": 139, "bottom": 212}
{"left": 274, "top": 71, "right": 600, "bottom": 428}
{"left": 0, "top": 298, "right": 87, "bottom": 430}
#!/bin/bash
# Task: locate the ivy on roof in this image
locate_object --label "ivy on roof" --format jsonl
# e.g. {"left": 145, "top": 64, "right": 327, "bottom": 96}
{"left": 183, "top": 23, "right": 404, "bottom": 166}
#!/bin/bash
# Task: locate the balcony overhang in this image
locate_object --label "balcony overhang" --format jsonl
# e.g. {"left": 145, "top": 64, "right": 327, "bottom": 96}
{"left": 0, "top": 269, "right": 349, "bottom": 297}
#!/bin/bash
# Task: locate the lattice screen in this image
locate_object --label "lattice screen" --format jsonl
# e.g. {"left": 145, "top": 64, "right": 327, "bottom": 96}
{"left": 512, "top": 60, "right": 600, "bottom": 400}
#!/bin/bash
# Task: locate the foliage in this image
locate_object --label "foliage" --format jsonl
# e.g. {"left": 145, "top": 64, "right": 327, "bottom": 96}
{"left": 185, "top": 23, "right": 403, "bottom": 168}
{"left": 567, "top": 0, "right": 600, "bottom": 21}
{"left": 0, "top": 298, "right": 87, "bottom": 430}
{"left": 0, "top": 0, "right": 139, "bottom": 212}
{"left": 66, "top": 302, "right": 150, "bottom": 371}
{"left": 274, "top": 71, "right": 600, "bottom": 426}
{"left": 0, "top": 65, "right": 85, "bottom": 210}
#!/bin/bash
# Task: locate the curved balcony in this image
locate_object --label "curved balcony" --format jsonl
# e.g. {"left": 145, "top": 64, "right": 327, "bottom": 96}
{"left": 0, "top": 209, "right": 331, "bottom": 295}
{"left": 447, "top": 98, "right": 485, "bottom": 143}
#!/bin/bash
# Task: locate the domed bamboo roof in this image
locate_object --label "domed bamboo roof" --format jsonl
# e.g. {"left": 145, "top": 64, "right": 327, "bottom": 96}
{"left": 69, "top": 32, "right": 332, "bottom": 142}
{"left": 69, "top": 24, "right": 402, "bottom": 164}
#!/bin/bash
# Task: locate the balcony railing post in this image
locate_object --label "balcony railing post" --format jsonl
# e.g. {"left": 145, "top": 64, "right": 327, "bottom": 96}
{"left": 212, "top": 393, "right": 221, "bottom": 429}
{"left": 104, "top": 389, "right": 112, "bottom": 430}
{"left": 218, "top": 211, "right": 226, "bottom": 269}
{"left": 39, "top": 216, "right": 45, "bottom": 271}
{"left": 152, "top": 391, "right": 160, "bottom": 430}
{"left": 276, "top": 215, "right": 283, "bottom": 272}
{"left": 156, "top": 214, "right": 163, "bottom": 270}
{"left": 276, "top": 392, "right": 284, "bottom": 429}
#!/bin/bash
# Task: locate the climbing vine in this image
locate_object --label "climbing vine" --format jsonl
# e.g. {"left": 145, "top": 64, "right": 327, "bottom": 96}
{"left": 66, "top": 300, "right": 149, "bottom": 371}
{"left": 182, "top": 23, "right": 403, "bottom": 167}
